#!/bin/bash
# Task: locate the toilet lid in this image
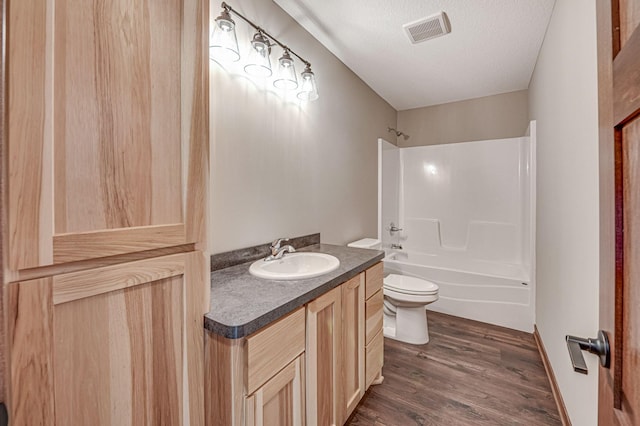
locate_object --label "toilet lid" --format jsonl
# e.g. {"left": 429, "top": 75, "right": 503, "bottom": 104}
{"left": 384, "top": 274, "right": 439, "bottom": 295}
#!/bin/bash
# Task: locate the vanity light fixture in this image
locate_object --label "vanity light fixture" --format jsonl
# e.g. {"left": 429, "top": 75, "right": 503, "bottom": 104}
{"left": 244, "top": 31, "right": 272, "bottom": 77}
{"left": 210, "top": 2, "right": 318, "bottom": 100}
{"left": 273, "top": 50, "right": 298, "bottom": 90}
{"left": 209, "top": 5, "right": 240, "bottom": 62}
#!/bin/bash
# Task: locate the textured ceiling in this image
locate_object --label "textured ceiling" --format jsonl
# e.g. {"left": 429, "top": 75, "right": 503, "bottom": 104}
{"left": 273, "top": 0, "right": 556, "bottom": 111}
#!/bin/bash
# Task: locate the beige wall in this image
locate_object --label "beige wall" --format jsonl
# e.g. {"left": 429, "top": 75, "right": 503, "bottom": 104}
{"left": 210, "top": 0, "right": 396, "bottom": 253}
{"left": 528, "top": 1, "right": 600, "bottom": 425}
{"left": 396, "top": 90, "right": 529, "bottom": 147}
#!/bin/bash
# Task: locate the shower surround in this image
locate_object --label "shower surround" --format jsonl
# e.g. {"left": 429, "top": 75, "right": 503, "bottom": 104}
{"left": 379, "top": 122, "right": 536, "bottom": 332}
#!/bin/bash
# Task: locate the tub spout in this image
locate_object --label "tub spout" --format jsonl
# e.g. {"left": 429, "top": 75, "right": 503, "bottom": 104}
{"left": 391, "top": 243, "right": 403, "bottom": 250}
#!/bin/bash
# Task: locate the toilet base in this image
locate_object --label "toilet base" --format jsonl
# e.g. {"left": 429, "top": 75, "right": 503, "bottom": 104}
{"left": 383, "top": 306, "right": 430, "bottom": 345}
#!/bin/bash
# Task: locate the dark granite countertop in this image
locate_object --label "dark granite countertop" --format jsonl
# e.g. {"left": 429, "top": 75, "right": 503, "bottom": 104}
{"left": 205, "top": 243, "right": 384, "bottom": 339}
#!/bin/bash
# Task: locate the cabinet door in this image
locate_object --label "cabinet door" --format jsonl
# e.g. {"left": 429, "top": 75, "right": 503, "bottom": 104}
{"left": 246, "top": 355, "right": 305, "bottom": 426}
{"left": 341, "top": 274, "right": 365, "bottom": 419}
{"left": 7, "top": 0, "right": 208, "bottom": 270}
{"left": 6, "top": 252, "right": 207, "bottom": 426}
{"left": 306, "top": 286, "right": 342, "bottom": 426}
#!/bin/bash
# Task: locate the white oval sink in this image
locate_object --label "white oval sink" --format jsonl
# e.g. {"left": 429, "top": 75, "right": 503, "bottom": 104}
{"left": 249, "top": 252, "right": 340, "bottom": 280}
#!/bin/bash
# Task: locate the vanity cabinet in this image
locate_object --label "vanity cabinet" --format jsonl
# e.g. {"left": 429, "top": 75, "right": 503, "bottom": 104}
{"left": 341, "top": 275, "right": 366, "bottom": 419}
{"left": 365, "top": 263, "right": 385, "bottom": 387}
{"left": 306, "top": 275, "right": 365, "bottom": 426}
{"left": 244, "top": 306, "right": 306, "bottom": 426}
{"left": 205, "top": 263, "right": 383, "bottom": 426}
{"left": 306, "top": 286, "right": 342, "bottom": 426}
{"left": 205, "top": 308, "right": 306, "bottom": 426}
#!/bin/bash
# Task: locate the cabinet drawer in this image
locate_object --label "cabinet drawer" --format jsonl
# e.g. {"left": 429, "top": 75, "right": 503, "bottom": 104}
{"left": 365, "top": 289, "right": 383, "bottom": 345}
{"left": 246, "top": 307, "right": 306, "bottom": 394}
{"left": 365, "top": 262, "right": 383, "bottom": 300}
{"left": 365, "top": 329, "right": 384, "bottom": 389}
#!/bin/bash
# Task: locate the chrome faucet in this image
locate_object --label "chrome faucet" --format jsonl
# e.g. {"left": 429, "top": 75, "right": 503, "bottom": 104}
{"left": 265, "top": 238, "right": 296, "bottom": 261}
{"left": 391, "top": 243, "right": 403, "bottom": 250}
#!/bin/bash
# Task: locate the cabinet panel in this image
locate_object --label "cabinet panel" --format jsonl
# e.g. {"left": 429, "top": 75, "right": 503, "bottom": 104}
{"left": 246, "top": 355, "right": 305, "bottom": 426}
{"left": 7, "top": 252, "right": 207, "bottom": 426}
{"left": 6, "top": 278, "right": 55, "bottom": 426}
{"left": 365, "top": 289, "right": 383, "bottom": 345}
{"left": 365, "top": 262, "right": 383, "bottom": 299}
{"left": 7, "top": 0, "right": 207, "bottom": 270}
{"left": 365, "top": 329, "right": 384, "bottom": 389}
{"left": 52, "top": 0, "right": 183, "bottom": 235}
{"left": 53, "top": 274, "right": 184, "bottom": 426}
{"left": 341, "top": 275, "right": 365, "bottom": 419}
{"left": 306, "top": 286, "right": 342, "bottom": 426}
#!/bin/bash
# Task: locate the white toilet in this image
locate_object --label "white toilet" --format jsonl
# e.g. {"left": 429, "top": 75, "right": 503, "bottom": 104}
{"left": 347, "top": 238, "right": 440, "bottom": 345}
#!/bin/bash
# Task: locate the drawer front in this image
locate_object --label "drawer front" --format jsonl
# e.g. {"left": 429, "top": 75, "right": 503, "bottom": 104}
{"left": 365, "top": 262, "right": 383, "bottom": 300}
{"left": 246, "top": 307, "right": 306, "bottom": 394}
{"left": 365, "top": 289, "right": 383, "bottom": 345}
{"left": 365, "top": 329, "right": 384, "bottom": 389}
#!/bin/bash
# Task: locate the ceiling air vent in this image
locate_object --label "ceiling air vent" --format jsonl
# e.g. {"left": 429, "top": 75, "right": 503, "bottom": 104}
{"left": 403, "top": 12, "right": 450, "bottom": 44}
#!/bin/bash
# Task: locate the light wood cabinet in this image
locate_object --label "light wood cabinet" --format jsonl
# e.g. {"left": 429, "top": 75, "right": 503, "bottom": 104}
{"left": 205, "top": 263, "right": 383, "bottom": 426}
{"left": 3, "top": 0, "right": 209, "bottom": 424}
{"left": 205, "top": 308, "right": 306, "bottom": 426}
{"left": 365, "top": 264, "right": 385, "bottom": 387}
{"left": 341, "top": 275, "right": 365, "bottom": 420}
{"left": 306, "top": 271, "right": 371, "bottom": 426}
{"left": 306, "top": 286, "right": 342, "bottom": 426}
{"left": 245, "top": 355, "right": 305, "bottom": 426}
{"left": 7, "top": 0, "right": 208, "bottom": 271}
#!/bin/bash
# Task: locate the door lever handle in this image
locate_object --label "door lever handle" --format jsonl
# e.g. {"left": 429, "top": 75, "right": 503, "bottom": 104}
{"left": 565, "top": 330, "right": 610, "bottom": 375}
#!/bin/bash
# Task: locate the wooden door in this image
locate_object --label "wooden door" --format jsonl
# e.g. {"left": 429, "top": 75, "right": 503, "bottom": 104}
{"left": 597, "top": 0, "right": 640, "bottom": 424}
{"left": 7, "top": 252, "right": 206, "bottom": 425}
{"left": 6, "top": 0, "right": 207, "bottom": 271}
{"left": 246, "top": 355, "right": 305, "bottom": 426}
{"left": 306, "top": 286, "right": 342, "bottom": 426}
{"left": 341, "top": 274, "right": 365, "bottom": 420}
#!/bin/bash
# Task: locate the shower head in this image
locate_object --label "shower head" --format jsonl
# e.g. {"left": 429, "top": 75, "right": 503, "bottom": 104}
{"left": 388, "top": 127, "right": 410, "bottom": 140}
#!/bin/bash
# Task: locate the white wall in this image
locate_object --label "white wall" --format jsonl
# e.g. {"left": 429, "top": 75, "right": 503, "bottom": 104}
{"left": 210, "top": 0, "right": 397, "bottom": 253}
{"left": 528, "top": 1, "right": 600, "bottom": 425}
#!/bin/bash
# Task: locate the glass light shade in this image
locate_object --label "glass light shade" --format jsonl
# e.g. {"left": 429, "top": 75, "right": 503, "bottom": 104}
{"left": 210, "top": 11, "right": 240, "bottom": 62}
{"left": 273, "top": 51, "right": 298, "bottom": 90}
{"left": 297, "top": 65, "right": 319, "bottom": 101}
{"left": 244, "top": 33, "right": 272, "bottom": 77}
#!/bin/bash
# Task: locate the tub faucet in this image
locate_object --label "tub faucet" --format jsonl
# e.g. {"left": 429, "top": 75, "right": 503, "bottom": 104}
{"left": 265, "top": 238, "right": 296, "bottom": 261}
{"left": 391, "top": 243, "right": 403, "bottom": 250}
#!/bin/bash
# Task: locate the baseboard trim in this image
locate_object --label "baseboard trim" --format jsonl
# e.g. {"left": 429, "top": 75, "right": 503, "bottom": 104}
{"left": 534, "top": 325, "right": 571, "bottom": 426}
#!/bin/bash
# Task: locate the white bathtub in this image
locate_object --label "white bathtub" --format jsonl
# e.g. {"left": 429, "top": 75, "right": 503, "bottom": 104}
{"left": 383, "top": 251, "right": 534, "bottom": 332}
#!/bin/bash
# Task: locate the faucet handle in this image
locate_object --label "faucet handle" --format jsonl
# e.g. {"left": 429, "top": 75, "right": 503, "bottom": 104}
{"left": 270, "top": 238, "right": 289, "bottom": 251}
{"left": 388, "top": 222, "right": 403, "bottom": 233}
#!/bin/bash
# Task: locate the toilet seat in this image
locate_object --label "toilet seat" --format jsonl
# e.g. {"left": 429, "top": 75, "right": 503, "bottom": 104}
{"left": 384, "top": 274, "right": 439, "bottom": 296}
{"left": 384, "top": 287, "right": 439, "bottom": 304}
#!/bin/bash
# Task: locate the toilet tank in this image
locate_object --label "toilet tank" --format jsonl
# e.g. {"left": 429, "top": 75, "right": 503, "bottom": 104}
{"left": 347, "top": 238, "right": 382, "bottom": 250}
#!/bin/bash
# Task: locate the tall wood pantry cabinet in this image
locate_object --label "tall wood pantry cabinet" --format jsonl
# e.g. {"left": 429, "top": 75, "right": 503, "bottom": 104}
{"left": 0, "top": 0, "right": 209, "bottom": 425}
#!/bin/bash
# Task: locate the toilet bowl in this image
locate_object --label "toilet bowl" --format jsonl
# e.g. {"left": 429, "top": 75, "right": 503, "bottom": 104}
{"left": 347, "top": 239, "right": 439, "bottom": 345}
{"left": 382, "top": 274, "right": 439, "bottom": 345}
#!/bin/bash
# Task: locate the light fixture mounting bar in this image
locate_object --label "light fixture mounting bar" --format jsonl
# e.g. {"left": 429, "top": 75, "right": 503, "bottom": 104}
{"left": 220, "top": 2, "right": 311, "bottom": 67}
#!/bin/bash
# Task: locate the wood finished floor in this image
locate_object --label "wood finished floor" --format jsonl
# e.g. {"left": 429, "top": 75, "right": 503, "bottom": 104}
{"left": 347, "top": 312, "right": 561, "bottom": 426}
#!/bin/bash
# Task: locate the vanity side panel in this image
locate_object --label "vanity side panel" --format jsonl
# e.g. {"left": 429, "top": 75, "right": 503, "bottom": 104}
{"left": 205, "top": 332, "right": 246, "bottom": 426}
